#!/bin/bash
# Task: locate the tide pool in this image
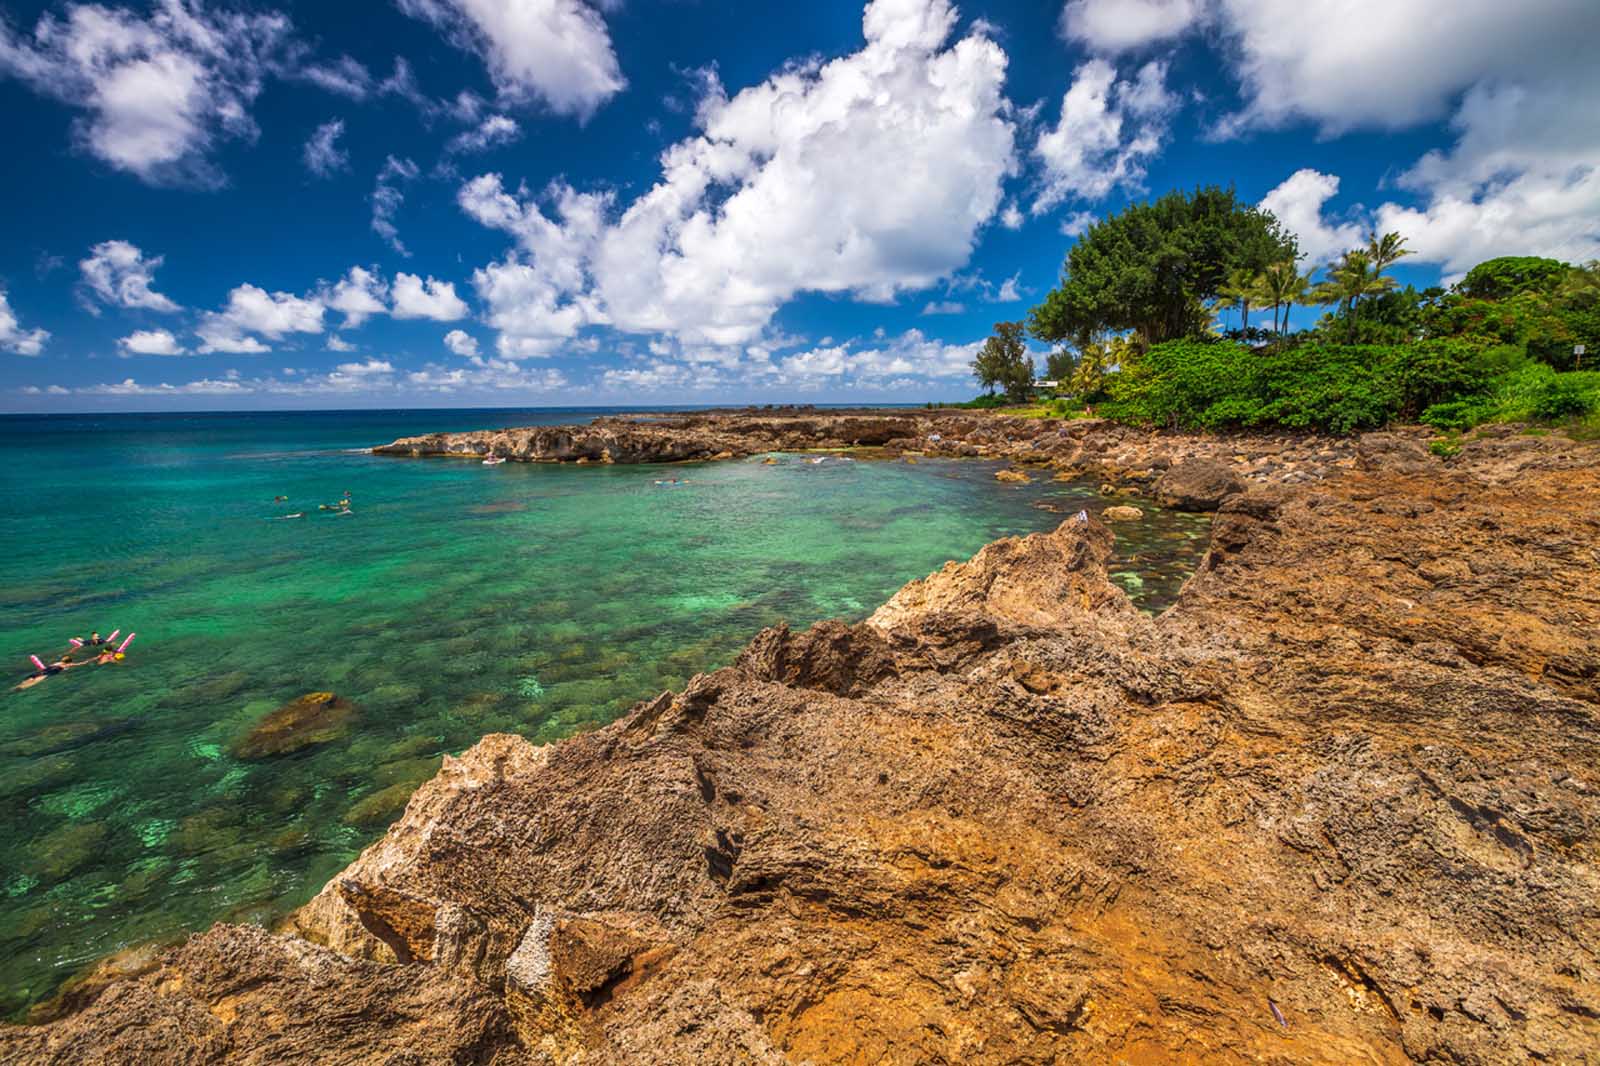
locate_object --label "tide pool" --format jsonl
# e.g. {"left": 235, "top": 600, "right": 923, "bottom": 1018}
{"left": 0, "top": 409, "right": 1210, "bottom": 1015}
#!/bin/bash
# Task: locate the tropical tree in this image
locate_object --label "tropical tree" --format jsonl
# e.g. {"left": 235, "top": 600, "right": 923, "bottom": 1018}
{"left": 1029, "top": 185, "right": 1297, "bottom": 348}
{"left": 1069, "top": 334, "right": 1135, "bottom": 400}
{"left": 1258, "top": 260, "right": 1311, "bottom": 334}
{"left": 1217, "top": 267, "right": 1261, "bottom": 331}
{"left": 1458, "top": 255, "right": 1571, "bottom": 300}
{"left": 1313, "top": 250, "right": 1396, "bottom": 342}
{"left": 971, "top": 321, "right": 1035, "bottom": 403}
{"left": 1365, "top": 231, "right": 1413, "bottom": 280}
{"left": 972, "top": 346, "right": 1002, "bottom": 395}
{"left": 1044, "top": 348, "right": 1076, "bottom": 383}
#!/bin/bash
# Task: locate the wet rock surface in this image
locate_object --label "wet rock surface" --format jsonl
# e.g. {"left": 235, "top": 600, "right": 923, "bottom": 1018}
{"left": 5, "top": 428, "right": 1599, "bottom": 1064}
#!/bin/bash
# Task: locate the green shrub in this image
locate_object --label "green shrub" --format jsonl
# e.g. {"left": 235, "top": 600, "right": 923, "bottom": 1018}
{"left": 1098, "top": 329, "right": 1594, "bottom": 435}
{"left": 1390, "top": 337, "right": 1497, "bottom": 415}
{"left": 1531, "top": 374, "right": 1600, "bottom": 419}
{"left": 1420, "top": 399, "right": 1493, "bottom": 430}
{"left": 1251, "top": 343, "right": 1403, "bottom": 433}
{"left": 1102, "top": 338, "right": 1257, "bottom": 428}
{"left": 1107, "top": 339, "right": 1430, "bottom": 434}
{"left": 1429, "top": 437, "right": 1462, "bottom": 458}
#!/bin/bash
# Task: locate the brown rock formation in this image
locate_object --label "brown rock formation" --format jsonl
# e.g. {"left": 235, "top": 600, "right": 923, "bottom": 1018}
{"left": 372, "top": 412, "right": 924, "bottom": 465}
{"left": 5, "top": 430, "right": 1598, "bottom": 1064}
{"left": 1152, "top": 457, "right": 1248, "bottom": 511}
{"left": 369, "top": 407, "right": 1381, "bottom": 505}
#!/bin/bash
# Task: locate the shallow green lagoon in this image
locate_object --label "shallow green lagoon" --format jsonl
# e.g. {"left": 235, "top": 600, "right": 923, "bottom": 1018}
{"left": 0, "top": 409, "right": 1210, "bottom": 1014}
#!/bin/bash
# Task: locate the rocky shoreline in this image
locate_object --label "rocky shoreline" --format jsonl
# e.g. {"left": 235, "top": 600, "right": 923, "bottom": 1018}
{"left": 373, "top": 407, "right": 1376, "bottom": 497}
{"left": 6, "top": 422, "right": 1599, "bottom": 1064}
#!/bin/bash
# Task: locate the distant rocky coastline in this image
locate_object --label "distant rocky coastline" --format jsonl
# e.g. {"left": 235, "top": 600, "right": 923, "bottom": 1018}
{"left": 6, "top": 421, "right": 1598, "bottom": 1064}
{"left": 374, "top": 407, "right": 1390, "bottom": 499}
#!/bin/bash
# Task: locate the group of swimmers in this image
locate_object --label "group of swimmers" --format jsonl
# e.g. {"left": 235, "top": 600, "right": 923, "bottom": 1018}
{"left": 17, "top": 630, "right": 135, "bottom": 691}
{"left": 271, "top": 490, "right": 353, "bottom": 520}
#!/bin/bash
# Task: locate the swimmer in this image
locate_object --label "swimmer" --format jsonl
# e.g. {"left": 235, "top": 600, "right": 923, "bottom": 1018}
{"left": 15, "top": 654, "right": 80, "bottom": 691}
{"left": 274, "top": 495, "right": 289, "bottom": 503}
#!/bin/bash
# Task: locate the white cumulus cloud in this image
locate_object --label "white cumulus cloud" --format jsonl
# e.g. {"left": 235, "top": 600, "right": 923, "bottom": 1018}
{"left": 1259, "top": 169, "right": 1363, "bottom": 266}
{"left": 1058, "top": 0, "right": 1201, "bottom": 52}
{"left": 79, "top": 239, "right": 182, "bottom": 313}
{"left": 1212, "top": 0, "right": 1598, "bottom": 136}
{"left": 1033, "top": 59, "right": 1175, "bottom": 213}
{"left": 196, "top": 283, "right": 324, "bottom": 353}
{"left": 396, "top": 0, "right": 625, "bottom": 120}
{"left": 777, "top": 328, "right": 983, "bottom": 386}
{"left": 0, "top": 289, "right": 49, "bottom": 355}
{"left": 0, "top": 1, "right": 290, "bottom": 185}
{"left": 392, "top": 274, "right": 469, "bottom": 321}
{"left": 443, "top": 329, "right": 480, "bottom": 357}
{"left": 322, "top": 266, "right": 389, "bottom": 327}
{"left": 459, "top": 0, "right": 1015, "bottom": 356}
{"left": 118, "top": 328, "right": 188, "bottom": 355}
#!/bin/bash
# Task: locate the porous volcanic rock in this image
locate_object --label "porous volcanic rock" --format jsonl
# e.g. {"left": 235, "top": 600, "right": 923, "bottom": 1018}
{"left": 4, "top": 430, "right": 1598, "bottom": 1065}
{"left": 372, "top": 412, "right": 925, "bottom": 465}
{"left": 1151, "top": 458, "right": 1247, "bottom": 511}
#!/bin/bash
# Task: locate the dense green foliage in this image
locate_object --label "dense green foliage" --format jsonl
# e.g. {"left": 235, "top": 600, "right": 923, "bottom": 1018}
{"left": 1457, "top": 256, "right": 1570, "bottom": 300}
{"left": 1100, "top": 339, "right": 1399, "bottom": 433}
{"left": 1043, "top": 349, "right": 1075, "bottom": 382}
{"left": 1099, "top": 336, "right": 1599, "bottom": 436}
{"left": 1419, "top": 365, "right": 1600, "bottom": 429}
{"left": 1029, "top": 186, "right": 1296, "bottom": 347}
{"left": 1017, "top": 186, "right": 1600, "bottom": 436}
{"left": 970, "top": 321, "right": 1035, "bottom": 403}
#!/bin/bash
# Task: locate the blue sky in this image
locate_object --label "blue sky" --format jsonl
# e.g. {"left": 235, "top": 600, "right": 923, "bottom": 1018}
{"left": 2, "top": 0, "right": 1597, "bottom": 411}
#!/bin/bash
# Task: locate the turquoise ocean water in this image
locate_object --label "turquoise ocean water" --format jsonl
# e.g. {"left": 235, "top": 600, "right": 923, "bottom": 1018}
{"left": 0, "top": 408, "right": 1210, "bottom": 1014}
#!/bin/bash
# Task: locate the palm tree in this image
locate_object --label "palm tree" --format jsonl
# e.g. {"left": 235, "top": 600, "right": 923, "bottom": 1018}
{"left": 1258, "top": 260, "right": 1311, "bottom": 334}
{"left": 1365, "top": 231, "right": 1413, "bottom": 280}
{"left": 1218, "top": 267, "right": 1260, "bottom": 331}
{"left": 1315, "top": 250, "right": 1395, "bottom": 342}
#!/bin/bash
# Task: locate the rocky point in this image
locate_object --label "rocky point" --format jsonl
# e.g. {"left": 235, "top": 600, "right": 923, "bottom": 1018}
{"left": 4, "top": 416, "right": 1597, "bottom": 1065}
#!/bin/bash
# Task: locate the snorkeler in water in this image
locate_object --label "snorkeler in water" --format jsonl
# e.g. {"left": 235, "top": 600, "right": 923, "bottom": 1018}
{"left": 15, "top": 654, "right": 80, "bottom": 691}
